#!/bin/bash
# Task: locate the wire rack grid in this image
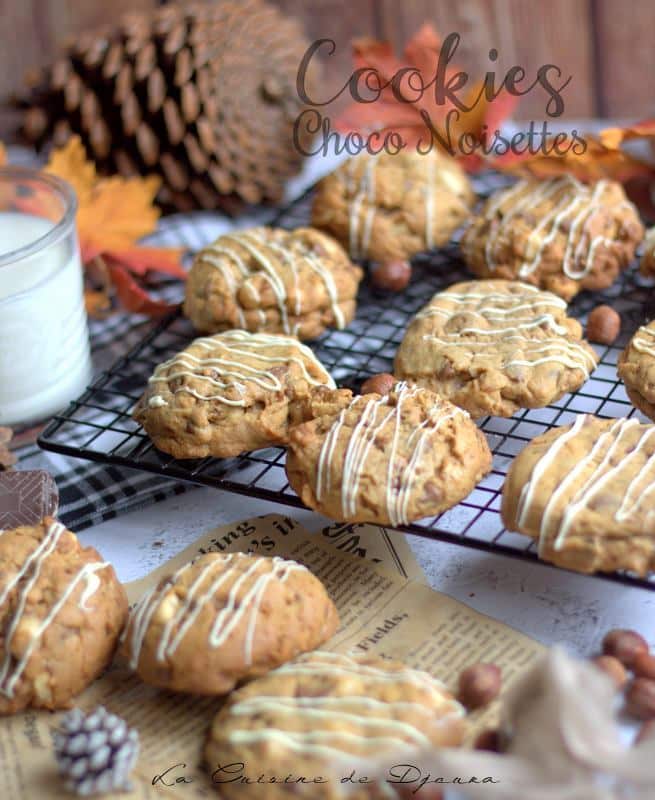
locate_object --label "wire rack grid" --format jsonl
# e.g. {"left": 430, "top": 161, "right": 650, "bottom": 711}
{"left": 38, "top": 171, "right": 655, "bottom": 590}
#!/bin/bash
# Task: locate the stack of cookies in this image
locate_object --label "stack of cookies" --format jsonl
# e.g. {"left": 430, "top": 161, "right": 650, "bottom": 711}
{"left": 132, "top": 147, "right": 655, "bottom": 577}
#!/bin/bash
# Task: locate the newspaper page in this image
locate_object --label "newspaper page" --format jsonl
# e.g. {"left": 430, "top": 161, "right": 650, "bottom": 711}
{"left": 0, "top": 514, "right": 544, "bottom": 799}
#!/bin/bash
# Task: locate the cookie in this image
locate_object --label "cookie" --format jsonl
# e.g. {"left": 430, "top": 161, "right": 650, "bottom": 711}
{"left": 311, "top": 150, "right": 475, "bottom": 262}
{"left": 285, "top": 382, "right": 492, "bottom": 525}
{"left": 394, "top": 280, "right": 598, "bottom": 418}
{"left": 618, "top": 321, "right": 655, "bottom": 419}
{"left": 640, "top": 227, "right": 655, "bottom": 277}
{"left": 134, "top": 330, "right": 336, "bottom": 459}
{"left": 0, "top": 517, "right": 127, "bottom": 714}
{"left": 183, "top": 226, "right": 363, "bottom": 340}
{"left": 461, "top": 176, "right": 644, "bottom": 301}
{"left": 204, "top": 651, "right": 466, "bottom": 800}
{"left": 120, "top": 552, "right": 338, "bottom": 694}
{"left": 501, "top": 415, "right": 655, "bottom": 575}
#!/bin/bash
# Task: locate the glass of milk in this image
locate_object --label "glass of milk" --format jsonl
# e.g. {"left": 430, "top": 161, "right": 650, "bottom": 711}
{"left": 0, "top": 167, "right": 92, "bottom": 427}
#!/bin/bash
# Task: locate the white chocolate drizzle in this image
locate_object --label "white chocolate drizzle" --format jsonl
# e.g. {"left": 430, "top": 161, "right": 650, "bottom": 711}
{"left": 513, "top": 416, "right": 655, "bottom": 556}
{"left": 479, "top": 176, "right": 631, "bottom": 282}
{"left": 347, "top": 155, "right": 377, "bottom": 259}
{"left": 126, "top": 553, "right": 307, "bottom": 669}
{"left": 198, "top": 228, "right": 350, "bottom": 333}
{"left": 148, "top": 330, "right": 335, "bottom": 406}
{"left": 415, "top": 287, "right": 597, "bottom": 377}
{"left": 223, "top": 651, "right": 464, "bottom": 759}
{"left": 631, "top": 323, "right": 655, "bottom": 358}
{"left": 0, "top": 521, "right": 110, "bottom": 698}
{"left": 315, "top": 382, "right": 465, "bottom": 525}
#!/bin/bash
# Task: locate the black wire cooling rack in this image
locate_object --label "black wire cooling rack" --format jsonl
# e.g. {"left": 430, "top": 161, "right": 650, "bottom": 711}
{"left": 39, "top": 171, "right": 655, "bottom": 590}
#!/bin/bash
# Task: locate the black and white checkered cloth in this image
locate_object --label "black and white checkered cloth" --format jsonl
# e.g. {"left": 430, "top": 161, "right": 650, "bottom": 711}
{"left": 16, "top": 208, "right": 274, "bottom": 531}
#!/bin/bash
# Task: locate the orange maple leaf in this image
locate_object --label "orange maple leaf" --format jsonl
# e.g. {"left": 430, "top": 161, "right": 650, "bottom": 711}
{"left": 335, "top": 25, "right": 517, "bottom": 168}
{"left": 494, "top": 128, "right": 655, "bottom": 183}
{"left": 42, "top": 136, "right": 186, "bottom": 317}
{"left": 75, "top": 175, "right": 163, "bottom": 262}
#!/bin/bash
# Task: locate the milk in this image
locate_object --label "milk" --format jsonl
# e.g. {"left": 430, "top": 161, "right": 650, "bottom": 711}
{"left": 0, "top": 212, "right": 92, "bottom": 426}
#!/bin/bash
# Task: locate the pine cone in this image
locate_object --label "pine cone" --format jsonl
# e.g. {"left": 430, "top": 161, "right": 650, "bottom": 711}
{"left": 54, "top": 707, "right": 139, "bottom": 796}
{"left": 18, "top": 1, "right": 318, "bottom": 213}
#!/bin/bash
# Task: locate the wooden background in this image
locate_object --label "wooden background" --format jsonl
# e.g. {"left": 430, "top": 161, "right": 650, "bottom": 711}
{"left": 1, "top": 0, "right": 654, "bottom": 137}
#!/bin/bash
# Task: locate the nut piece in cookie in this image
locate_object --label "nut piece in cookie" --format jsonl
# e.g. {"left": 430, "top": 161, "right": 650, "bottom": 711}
{"left": 286, "top": 381, "right": 492, "bottom": 526}
{"left": 134, "top": 330, "right": 336, "bottom": 459}
{"left": 501, "top": 414, "right": 655, "bottom": 575}
{"left": 183, "top": 226, "right": 363, "bottom": 340}
{"left": 312, "top": 150, "right": 475, "bottom": 262}
{"left": 618, "top": 320, "right": 655, "bottom": 421}
{"left": 394, "top": 280, "right": 598, "bottom": 418}
{"left": 461, "top": 176, "right": 644, "bottom": 301}
{"left": 204, "top": 651, "right": 466, "bottom": 800}
{"left": 0, "top": 517, "right": 127, "bottom": 714}
{"left": 120, "top": 553, "right": 338, "bottom": 694}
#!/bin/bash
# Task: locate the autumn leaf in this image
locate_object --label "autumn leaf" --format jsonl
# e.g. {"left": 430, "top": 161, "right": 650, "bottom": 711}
{"left": 75, "top": 175, "right": 162, "bottom": 262}
{"left": 107, "top": 262, "right": 179, "bottom": 318}
{"left": 41, "top": 136, "right": 186, "bottom": 317}
{"left": 494, "top": 131, "right": 655, "bottom": 183}
{"left": 599, "top": 119, "right": 655, "bottom": 150}
{"left": 335, "top": 25, "right": 517, "bottom": 168}
{"left": 46, "top": 135, "right": 95, "bottom": 205}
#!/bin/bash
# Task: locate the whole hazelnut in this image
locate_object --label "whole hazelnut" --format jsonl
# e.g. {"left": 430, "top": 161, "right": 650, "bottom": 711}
{"left": 591, "top": 655, "right": 628, "bottom": 690}
{"left": 626, "top": 678, "right": 655, "bottom": 720}
{"left": 586, "top": 305, "right": 621, "bottom": 345}
{"left": 361, "top": 373, "right": 396, "bottom": 395}
{"left": 474, "top": 728, "right": 503, "bottom": 752}
{"left": 602, "top": 629, "right": 649, "bottom": 667}
{"left": 634, "top": 652, "right": 655, "bottom": 680}
{"left": 636, "top": 718, "right": 655, "bottom": 745}
{"left": 458, "top": 663, "right": 502, "bottom": 710}
{"left": 370, "top": 259, "right": 412, "bottom": 292}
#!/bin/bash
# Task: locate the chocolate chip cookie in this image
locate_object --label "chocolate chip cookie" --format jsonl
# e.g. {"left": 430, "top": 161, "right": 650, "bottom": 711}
{"left": 502, "top": 415, "right": 655, "bottom": 575}
{"left": 618, "top": 320, "right": 655, "bottom": 420}
{"left": 134, "top": 330, "right": 335, "bottom": 459}
{"left": 183, "top": 226, "right": 363, "bottom": 340}
{"left": 204, "top": 650, "right": 466, "bottom": 800}
{"left": 0, "top": 518, "right": 127, "bottom": 714}
{"left": 461, "top": 176, "right": 644, "bottom": 300}
{"left": 285, "top": 382, "right": 491, "bottom": 526}
{"left": 640, "top": 227, "right": 655, "bottom": 277}
{"left": 121, "top": 553, "right": 338, "bottom": 694}
{"left": 311, "top": 150, "right": 475, "bottom": 262}
{"left": 394, "top": 280, "right": 598, "bottom": 418}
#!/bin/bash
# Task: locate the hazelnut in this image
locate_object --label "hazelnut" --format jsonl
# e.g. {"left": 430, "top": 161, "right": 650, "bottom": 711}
{"left": 457, "top": 663, "right": 502, "bottom": 710}
{"left": 586, "top": 305, "right": 621, "bottom": 345}
{"left": 591, "top": 655, "right": 628, "bottom": 690}
{"left": 636, "top": 718, "right": 655, "bottom": 745}
{"left": 370, "top": 259, "right": 412, "bottom": 292}
{"left": 626, "top": 678, "right": 655, "bottom": 720}
{"left": 474, "top": 728, "right": 502, "bottom": 752}
{"left": 361, "top": 373, "right": 396, "bottom": 395}
{"left": 602, "top": 629, "right": 649, "bottom": 667}
{"left": 634, "top": 652, "right": 655, "bottom": 680}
